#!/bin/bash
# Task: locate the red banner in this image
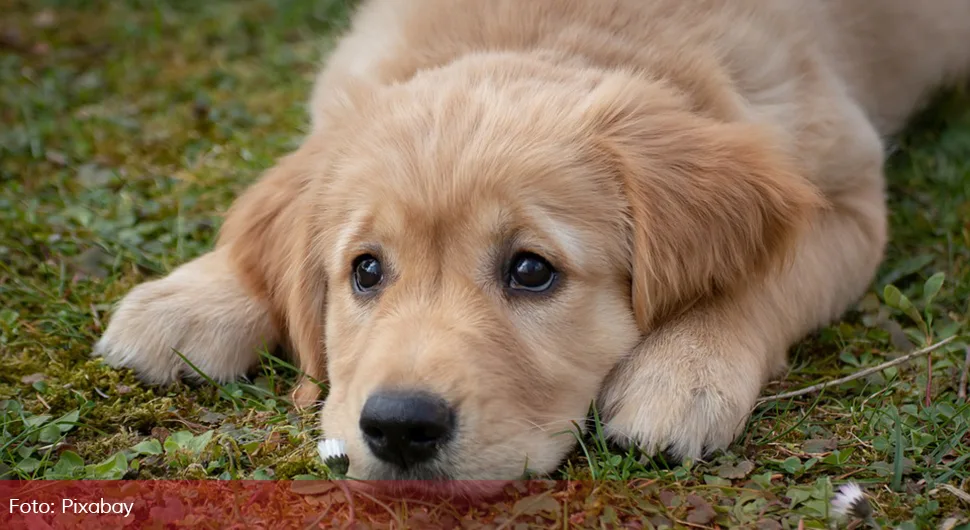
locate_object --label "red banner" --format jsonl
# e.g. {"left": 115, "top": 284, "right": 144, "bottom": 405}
{"left": 0, "top": 480, "right": 644, "bottom": 528}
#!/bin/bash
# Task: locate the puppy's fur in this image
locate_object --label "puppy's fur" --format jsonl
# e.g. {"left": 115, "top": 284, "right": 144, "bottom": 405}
{"left": 96, "top": 0, "right": 970, "bottom": 479}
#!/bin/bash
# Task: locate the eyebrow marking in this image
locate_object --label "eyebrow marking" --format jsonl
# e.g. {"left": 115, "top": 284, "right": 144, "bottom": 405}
{"left": 334, "top": 209, "right": 372, "bottom": 267}
{"left": 521, "top": 207, "right": 586, "bottom": 271}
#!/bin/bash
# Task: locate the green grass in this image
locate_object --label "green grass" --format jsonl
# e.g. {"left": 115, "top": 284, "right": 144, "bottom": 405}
{"left": 1, "top": 1, "right": 968, "bottom": 528}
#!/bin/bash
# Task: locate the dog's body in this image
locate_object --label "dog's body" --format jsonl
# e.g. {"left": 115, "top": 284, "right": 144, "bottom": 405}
{"left": 95, "top": 0, "right": 970, "bottom": 480}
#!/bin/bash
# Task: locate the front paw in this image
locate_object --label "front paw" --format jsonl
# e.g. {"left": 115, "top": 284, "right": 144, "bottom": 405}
{"left": 94, "top": 250, "right": 278, "bottom": 385}
{"left": 597, "top": 319, "right": 766, "bottom": 461}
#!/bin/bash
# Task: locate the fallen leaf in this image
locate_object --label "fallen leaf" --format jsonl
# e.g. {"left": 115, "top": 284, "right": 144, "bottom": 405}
{"left": 801, "top": 438, "right": 838, "bottom": 454}
{"left": 198, "top": 411, "right": 226, "bottom": 424}
{"left": 21, "top": 373, "right": 45, "bottom": 385}
{"left": 33, "top": 9, "right": 57, "bottom": 28}
{"left": 290, "top": 481, "right": 338, "bottom": 496}
{"left": 716, "top": 460, "right": 756, "bottom": 479}
{"left": 659, "top": 490, "right": 680, "bottom": 508}
{"left": 150, "top": 427, "right": 171, "bottom": 443}
{"left": 45, "top": 150, "right": 68, "bottom": 166}
{"left": 511, "top": 493, "right": 558, "bottom": 516}
{"left": 757, "top": 519, "right": 782, "bottom": 530}
{"left": 685, "top": 495, "right": 717, "bottom": 525}
{"left": 302, "top": 490, "right": 345, "bottom": 506}
{"left": 704, "top": 474, "right": 732, "bottom": 486}
{"left": 938, "top": 516, "right": 969, "bottom": 530}
{"left": 936, "top": 484, "right": 970, "bottom": 505}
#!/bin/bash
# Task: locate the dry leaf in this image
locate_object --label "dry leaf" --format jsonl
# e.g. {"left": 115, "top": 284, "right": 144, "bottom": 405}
{"left": 21, "top": 373, "right": 45, "bottom": 385}
{"left": 716, "top": 460, "right": 756, "bottom": 479}
{"left": 801, "top": 438, "right": 838, "bottom": 454}
{"left": 290, "top": 481, "right": 338, "bottom": 496}
{"left": 685, "top": 495, "right": 717, "bottom": 525}
{"left": 511, "top": 493, "right": 559, "bottom": 517}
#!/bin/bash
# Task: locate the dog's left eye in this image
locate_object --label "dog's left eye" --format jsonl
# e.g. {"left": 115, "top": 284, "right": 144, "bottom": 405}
{"left": 352, "top": 254, "right": 384, "bottom": 293}
{"left": 508, "top": 252, "right": 557, "bottom": 292}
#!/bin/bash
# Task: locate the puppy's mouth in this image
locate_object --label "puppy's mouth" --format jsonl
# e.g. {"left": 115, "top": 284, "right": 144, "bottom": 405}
{"left": 355, "top": 459, "right": 454, "bottom": 481}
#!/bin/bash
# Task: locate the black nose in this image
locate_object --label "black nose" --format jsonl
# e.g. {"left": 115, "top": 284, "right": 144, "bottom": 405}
{"left": 359, "top": 390, "right": 456, "bottom": 469}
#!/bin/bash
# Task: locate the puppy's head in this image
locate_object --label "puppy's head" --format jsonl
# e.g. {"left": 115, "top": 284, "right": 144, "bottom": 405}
{"left": 276, "top": 57, "right": 820, "bottom": 480}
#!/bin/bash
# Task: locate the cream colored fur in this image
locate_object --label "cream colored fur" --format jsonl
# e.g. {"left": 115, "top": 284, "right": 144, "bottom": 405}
{"left": 95, "top": 0, "right": 970, "bottom": 480}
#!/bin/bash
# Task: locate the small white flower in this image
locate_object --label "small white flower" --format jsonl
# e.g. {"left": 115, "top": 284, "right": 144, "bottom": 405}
{"left": 317, "top": 438, "right": 350, "bottom": 476}
{"left": 831, "top": 482, "right": 873, "bottom": 521}
{"left": 317, "top": 438, "right": 347, "bottom": 461}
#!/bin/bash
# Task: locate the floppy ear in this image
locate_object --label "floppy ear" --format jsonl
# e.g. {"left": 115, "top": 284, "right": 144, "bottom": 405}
{"left": 216, "top": 82, "right": 373, "bottom": 407}
{"left": 580, "top": 75, "right": 824, "bottom": 330}
{"left": 217, "top": 140, "right": 330, "bottom": 407}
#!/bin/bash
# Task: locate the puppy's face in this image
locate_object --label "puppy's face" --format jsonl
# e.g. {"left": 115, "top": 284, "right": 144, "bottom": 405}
{"left": 313, "top": 66, "right": 640, "bottom": 481}
{"left": 298, "top": 58, "right": 817, "bottom": 480}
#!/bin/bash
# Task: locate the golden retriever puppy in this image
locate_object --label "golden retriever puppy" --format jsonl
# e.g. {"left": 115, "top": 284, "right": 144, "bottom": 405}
{"left": 95, "top": 0, "right": 970, "bottom": 480}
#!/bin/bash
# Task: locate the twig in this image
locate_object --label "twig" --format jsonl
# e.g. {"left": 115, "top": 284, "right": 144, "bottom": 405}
{"left": 301, "top": 503, "right": 333, "bottom": 530}
{"left": 933, "top": 484, "right": 970, "bottom": 506}
{"left": 757, "top": 337, "right": 956, "bottom": 404}
{"left": 925, "top": 345, "right": 933, "bottom": 407}
{"left": 958, "top": 345, "right": 969, "bottom": 401}
{"left": 90, "top": 303, "right": 102, "bottom": 331}
{"left": 36, "top": 393, "right": 51, "bottom": 411}
{"left": 336, "top": 481, "right": 356, "bottom": 525}
{"left": 348, "top": 488, "right": 402, "bottom": 526}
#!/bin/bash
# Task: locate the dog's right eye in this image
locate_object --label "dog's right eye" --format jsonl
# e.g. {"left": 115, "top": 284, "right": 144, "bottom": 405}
{"left": 352, "top": 254, "right": 384, "bottom": 293}
{"left": 508, "top": 252, "right": 557, "bottom": 293}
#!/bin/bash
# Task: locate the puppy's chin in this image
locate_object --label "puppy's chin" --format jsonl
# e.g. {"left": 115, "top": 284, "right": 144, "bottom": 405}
{"left": 346, "top": 479, "right": 512, "bottom": 502}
